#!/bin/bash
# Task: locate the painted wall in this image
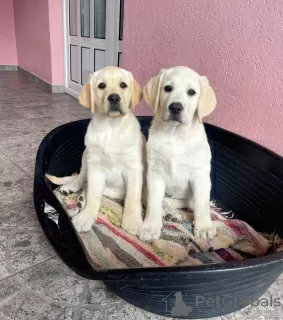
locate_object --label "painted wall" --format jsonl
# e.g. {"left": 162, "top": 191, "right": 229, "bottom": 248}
{"left": 13, "top": 0, "right": 64, "bottom": 85}
{"left": 0, "top": 0, "right": 17, "bottom": 65}
{"left": 123, "top": 0, "right": 283, "bottom": 155}
{"left": 14, "top": 0, "right": 52, "bottom": 83}
{"left": 48, "top": 0, "right": 65, "bottom": 85}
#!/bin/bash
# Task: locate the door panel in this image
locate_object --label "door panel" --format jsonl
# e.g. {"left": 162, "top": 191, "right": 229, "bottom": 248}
{"left": 81, "top": 47, "right": 91, "bottom": 84}
{"left": 66, "top": 0, "right": 124, "bottom": 94}
{"left": 94, "top": 0, "right": 106, "bottom": 39}
{"left": 69, "top": 0, "right": 78, "bottom": 36}
{"left": 94, "top": 49, "right": 106, "bottom": 71}
{"left": 119, "top": 0, "right": 124, "bottom": 40}
{"left": 118, "top": 52, "right": 122, "bottom": 67}
{"left": 70, "top": 45, "right": 79, "bottom": 83}
{"left": 80, "top": 0, "right": 90, "bottom": 38}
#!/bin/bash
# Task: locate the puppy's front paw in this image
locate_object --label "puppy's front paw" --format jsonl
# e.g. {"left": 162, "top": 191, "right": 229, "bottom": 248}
{"left": 121, "top": 211, "right": 143, "bottom": 236}
{"left": 72, "top": 209, "right": 96, "bottom": 233}
{"left": 164, "top": 209, "right": 183, "bottom": 223}
{"left": 59, "top": 183, "right": 80, "bottom": 196}
{"left": 77, "top": 194, "right": 86, "bottom": 210}
{"left": 138, "top": 217, "right": 162, "bottom": 242}
{"left": 162, "top": 198, "right": 173, "bottom": 210}
{"left": 194, "top": 217, "right": 216, "bottom": 240}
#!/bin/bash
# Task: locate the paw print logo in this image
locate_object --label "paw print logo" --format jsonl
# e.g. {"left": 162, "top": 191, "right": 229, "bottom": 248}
{"left": 163, "top": 291, "right": 193, "bottom": 317}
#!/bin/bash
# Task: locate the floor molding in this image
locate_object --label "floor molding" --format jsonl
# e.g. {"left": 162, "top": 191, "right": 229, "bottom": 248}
{"left": 0, "top": 65, "right": 18, "bottom": 71}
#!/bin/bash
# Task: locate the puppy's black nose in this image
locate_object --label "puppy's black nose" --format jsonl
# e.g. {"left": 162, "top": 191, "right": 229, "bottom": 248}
{"left": 169, "top": 103, "right": 183, "bottom": 115}
{"left": 108, "top": 94, "right": 121, "bottom": 105}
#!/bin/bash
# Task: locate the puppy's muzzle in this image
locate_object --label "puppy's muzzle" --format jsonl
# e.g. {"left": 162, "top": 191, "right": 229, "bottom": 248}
{"left": 108, "top": 94, "right": 123, "bottom": 115}
{"left": 108, "top": 94, "right": 121, "bottom": 105}
{"left": 168, "top": 102, "right": 183, "bottom": 122}
{"left": 169, "top": 102, "right": 183, "bottom": 115}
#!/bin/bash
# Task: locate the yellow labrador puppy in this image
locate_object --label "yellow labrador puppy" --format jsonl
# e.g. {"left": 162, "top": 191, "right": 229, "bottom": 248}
{"left": 138, "top": 66, "right": 217, "bottom": 241}
{"left": 47, "top": 66, "right": 144, "bottom": 235}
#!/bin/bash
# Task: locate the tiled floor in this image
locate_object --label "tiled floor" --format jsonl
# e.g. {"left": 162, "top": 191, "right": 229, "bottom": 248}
{"left": 0, "top": 72, "right": 282, "bottom": 320}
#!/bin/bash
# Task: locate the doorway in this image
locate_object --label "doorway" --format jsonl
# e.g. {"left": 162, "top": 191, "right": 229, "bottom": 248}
{"left": 64, "top": 0, "right": 124, "bottom": 97}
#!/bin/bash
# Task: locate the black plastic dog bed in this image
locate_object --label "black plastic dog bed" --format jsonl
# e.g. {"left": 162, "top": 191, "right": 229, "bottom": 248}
{"left": 34, "top": 116, "right": 283, "bottom": 319}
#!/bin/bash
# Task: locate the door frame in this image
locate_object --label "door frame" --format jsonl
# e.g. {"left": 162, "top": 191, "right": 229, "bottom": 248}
{"left": 62, "top": 0, "right": 123, "bottom": 99}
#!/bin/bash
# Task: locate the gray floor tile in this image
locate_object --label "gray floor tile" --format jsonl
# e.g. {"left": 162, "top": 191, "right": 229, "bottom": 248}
{"left": 83, "top": 281, "right": 121, "bottom": 306}
{"left": 0, "top": 118, "right": 35, "bottom": 138}
{"left": 17, "top": 259, "right": 86, "bottom": 305}
{"left": 18, "top": 258, "right": 70, "bottom": 292}
{"left": 0, "top": 291, "right": 48, "bottom": 320}
{"left": 1, "top": 226, "right": 54, "bottom": 276}
{"left": 9, "top": 244, "right": 54, "bottom": 273}
{"left": 0, "top": 92, "right": 53, "bottom": 107}
{"left": 76, "top": 309, "right": 104, "bottom": 320}
{"left": 14, "top": 105, "right": 75, "bottom": 119}
{"left": 0, "top": 115, "right": 79, "bottom": 139}
{"left": 62, "top": 104, "right": 92, "bottom": 119}
{"left": 0, "top": 98, "right": 52, "bottom": 108}
{"left": 37, "top": 304, "right": 66, "bottom": 320}
{"left": 0, "top": 275, "right": 23, "bottom": 301}
{"left": 0, "top": 258, "right": 108, "bottom": 319}
{"left": 104, "top": 304, "right": 147, "bottom": 320}
{"left": 0, "top": 133, "right": 45, "bottom": 162}
{"left": 0, "top": 154, "right": 8, "bottom": 161}
{"left": 25, "top": 96, "right": 92, "bottom": 119}
{"left": 0, "top": 260, "right": 10, "bottom": 279}
{"left": 0, "top": 199, "right": 54, "bottom": 278}
{"left": 46, "top": 276, "right": 86, "bottom": 305}
{"left": 0, "top": 157, "right": 30, "bottom": 182}
{"left": 143, "top": 312, "right": 171, "bottom": 320}
{"left": 16, "top": 159, "right": 36, "bottom": 178}
{"left": 10, "top": 228, "right": 50, "bottom": 249}
{"left": 62, "top": 308, "right": 77, "bottom": 320}
{"left": 0, "top": 228, "right": 10, "bottom": 263}
{"left": 0, "top": 178, "right": 33, "bottom": 204}
{"left": 0, "top": 199, "right": 38, "bottom": 228}
{"left": 0, "top": 94, "right": 77, "bottom": 109}
{"left": 0, "top": 110, "right": 23, "bottom": 121}
{"left": 0, "top": 312, "right": 12, "bottom": 320}
{"left": 27, "top": 115, "right": 80, "bottom": 136}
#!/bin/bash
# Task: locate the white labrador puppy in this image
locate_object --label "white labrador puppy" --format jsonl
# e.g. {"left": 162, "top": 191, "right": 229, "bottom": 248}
{"left": 138, "top": 66, "right": 217, "bottom": 241}
{"left": 46, "top": 66, "right": 144, "bottom": 235}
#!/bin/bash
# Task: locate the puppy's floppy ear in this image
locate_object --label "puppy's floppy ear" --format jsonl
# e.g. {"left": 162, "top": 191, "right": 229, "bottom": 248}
{"left": 143, "top": 70, "right": 165, "bottom": 114}
{"left": 79, "top": 74, "right": 96, "bottom": 113}
{"left": 129, "top": 73, "right": 143, "bottom": 110}
{"left": 197, "top": 76, "right": 217, "bottom": 122}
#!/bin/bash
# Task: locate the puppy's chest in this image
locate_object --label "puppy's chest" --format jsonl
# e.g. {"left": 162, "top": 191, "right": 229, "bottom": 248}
{"left": 85, "top": 127, "right": 138, "bottom": 169}
{"left": 148, "top": 137, "right": 195, "bottom": 174}
{"left": 153, "top": 144, "right": 193, "bottom": 196}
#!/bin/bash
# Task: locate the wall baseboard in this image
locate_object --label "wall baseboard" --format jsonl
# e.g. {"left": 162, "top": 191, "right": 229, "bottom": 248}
{"left": 18, "top": 67, "right": 65, "bottom": 94}
{"left": 0, "top": 65, "right": 18, "bottom": 71}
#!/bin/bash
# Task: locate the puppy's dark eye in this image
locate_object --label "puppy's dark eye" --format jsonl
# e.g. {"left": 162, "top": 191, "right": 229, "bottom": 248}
{"left": 187, "top": 89, "right": 196, "bottom": 96}
{"left": 98, "top": 83, "right": 106, "bottom": 89}
{"left": 120, "top": 82, "right": 127, "bottom": 89}
{"left": 164, "top": 85, "right": 173, "bottom": 92}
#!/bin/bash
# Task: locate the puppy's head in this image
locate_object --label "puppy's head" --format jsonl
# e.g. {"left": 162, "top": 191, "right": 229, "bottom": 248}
{"left": 79, "top": 66, "right": 142, "bottom": 117}
{"left": 144, "top": 66, "right": 216, "bottom": 125}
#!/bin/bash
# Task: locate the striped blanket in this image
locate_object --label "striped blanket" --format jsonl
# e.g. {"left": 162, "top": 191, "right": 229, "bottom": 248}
{"left": 53, "top": 188, "right": 283, "bottom": 269}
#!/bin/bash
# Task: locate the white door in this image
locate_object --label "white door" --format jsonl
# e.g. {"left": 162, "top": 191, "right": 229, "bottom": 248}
{"left": 65, "top": 0, "right": 124, "bottom": 97}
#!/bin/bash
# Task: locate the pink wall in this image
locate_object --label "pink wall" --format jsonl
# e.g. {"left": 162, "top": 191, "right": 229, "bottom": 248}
{"left": 13, "top": 0, "right": 64, "bottom": 85}
{"left": 48, "top": 0, "right": 65, "bottom": 85}
{"left": 123, "top": 0, "right": 283, "bottom": 155}
{"left": 0, "top": 0, "right": 17, "bottom": 65}
{"left": 14, "top": 0, "right": 52, "bottom": 83}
